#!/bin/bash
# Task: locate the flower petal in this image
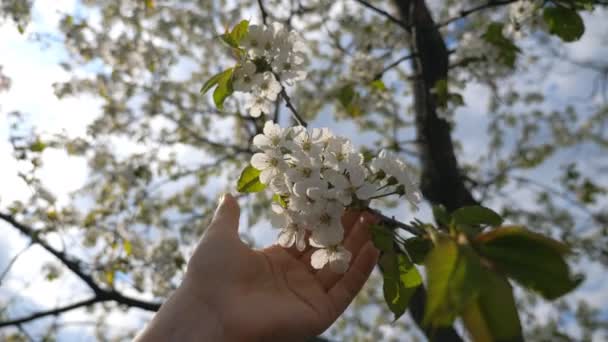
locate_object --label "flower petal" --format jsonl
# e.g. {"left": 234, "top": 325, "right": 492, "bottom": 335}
{"left": 250, "top": 153, "right": 270, "bottom": 170}
{"left": 329, "top": 247, "right": 352, "bottom": 273}
{"left": 277, "top": 229, "right": 296, "bottom": 248}
{"left": 310, "top": 248, "right": 329, "bottom": 270}
{"left": 355, "top": 183, "right": 377, "bottom": 200}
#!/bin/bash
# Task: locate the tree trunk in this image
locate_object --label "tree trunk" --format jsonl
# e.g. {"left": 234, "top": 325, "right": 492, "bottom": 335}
{"left": 392, "top": 0, "right": 478, "bottom": 340}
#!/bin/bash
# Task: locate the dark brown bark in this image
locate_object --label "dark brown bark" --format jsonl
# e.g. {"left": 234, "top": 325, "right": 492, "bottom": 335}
{"left": 392, "top": 0, "right": 478, "bottom": 341}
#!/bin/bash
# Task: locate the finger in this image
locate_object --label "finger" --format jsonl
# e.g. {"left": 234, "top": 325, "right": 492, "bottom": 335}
{"left": 290, "top": 209, "right": 362, "bottom": 260}
{"left": 204, "top": 193, "right": 241, "bottom": 241}
{"left": 341, "top": 208, "right": 362, "bottom": 232}
{"left": 316, "top": 212, "right": 379, "bottom": 290}
{"left": 282, "top": 230, "right": 311, "bottom": 258}
{"left": 327, "top": 241, "right": 380, "bottom": 319}
{"left": 297, "top": 209, "right": 363, "bottom": 267}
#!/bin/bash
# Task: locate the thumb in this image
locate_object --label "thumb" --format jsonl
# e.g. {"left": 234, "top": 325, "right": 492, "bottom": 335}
{"left": 206, "top": 193, "right": 241, "bottom": 239}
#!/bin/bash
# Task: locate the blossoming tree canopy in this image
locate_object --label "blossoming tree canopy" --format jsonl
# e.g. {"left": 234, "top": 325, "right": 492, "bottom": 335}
{"left": 1, "top": 0, "right": 607, "bottom": 340}
{"left": 200, "top": 19, "right": 585, "bottom": 340}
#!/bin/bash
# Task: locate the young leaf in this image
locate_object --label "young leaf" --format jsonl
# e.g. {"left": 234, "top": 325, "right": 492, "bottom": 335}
{"left": 230, "top": 20, "right": 250, "bottom": 44}
{"left": 482, "top": 22, "right": 520, "bottom": 68}
{"left": 369, "top": 79, "right": 386, "bottom": 91}
{"left": 432, "top": 205, "right": 451, "bottom": 227}
{"left": 337, "top": 83, "right": 356, "bottom": 108}
{"left": 237, "top": 165, "right": 266, "bottom": 193}
{"left": 123, "top": 240, "right": 133, "bottom": 256}
{"left": 221, "top": 20, "right": 250, "bottom": 48}
{"left": 30, "top": 139, "right": 47, "bottom": 152}
{"left": 543, "top": 7, "right": 585, "bottom": 42}
{"left": 213, "top": 68, "right": 234, "bottom": 110}
{"left": 201, "top": 70, "right": 227, "bottom": 94}
{"left": 452, "top": 205, "right": 503, "bottom": 227}
{"left": 380, "top": 252, "right": 422, "bottom": 321}
{"left": 462, "top": 271, "right": 523, "bottom": 342}
{"left": 402, "top": 237, "right": 432, "bottom": 264}
{"left": 475, "top": 226, "right": 583, "bottom": 300}
{"left": 424, "top": 239, "right": 482, "bottom": 326}
{"left": 272, "top": 194, "right": 287, "bottom": 208}
{"left": 371, "top": 224, "right": 394, "bottom": 253}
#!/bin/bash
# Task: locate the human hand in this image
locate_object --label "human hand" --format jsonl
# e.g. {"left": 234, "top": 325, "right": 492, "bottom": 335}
{"left": 136, "top": 194, "right": 380, "bottom": 341}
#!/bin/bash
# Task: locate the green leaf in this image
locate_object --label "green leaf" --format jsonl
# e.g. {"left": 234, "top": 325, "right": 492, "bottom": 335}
{"left": 105, "top": 269, "right": 115, "bottom": 285}
{"left": 424, "top": 238, "right": 482, "bottom": 327}
{"left": 482, "top": 22, "right": 520, "bottom": 68}
{"left": 30, "top": 139, "right": 47, "bottom": 152}
{"left": 144, "top": 0, "right": 155, "bottom": 9}
{"left": 369, "top": 79, "right": 386, "bottom": 91}
{"left": 543, "top": 7, "right": 585, "bottom": 42}
{"left": 213, "top": 68, "right": 234, "bottom": 110}
{"left": 462, "top": 271, "right": 522, "bottom": 342}
{"left": 123, "top": 240, "right": 132, "bottom": 256}
{"left": 201, "top": 69, "right": 227, "bottom": 94}
{"left": 230, "top": 20, "right": 250, "bottom": 44}
{"left": 402, "top": 237, "right": 432, "bottom": 264}
{"left": 433, "top": 79, "right": 449, "bottom": 108}
{"left": 452, "top": 205, "right": 503, "bottom": 228}
{"left": 380, "top": 252, "right": 422, "bottom": 321}
{"left": 432, "top": 205, "right": 451, "bottom": 227}
{"left": 371, "top": 224, "right": 394, "bottom": 253}
{"left": 476, "top": 226, "right": 583, "bottom": 300}
{"left": 272, "top": 194, "right": 287, "bottom": 208}
{"left": 337, "top": 84, "right": 356, "bottom": 108}
{"left": 220, "top": 20, "right": 250, "bottom": 48}
{"left": 237, "top": 165, "right": 266, "bottom": 193}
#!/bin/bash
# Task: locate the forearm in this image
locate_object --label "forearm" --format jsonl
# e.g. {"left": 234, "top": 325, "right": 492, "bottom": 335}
{"left": 134, "top": 278, "right": 224, "bottom": 341}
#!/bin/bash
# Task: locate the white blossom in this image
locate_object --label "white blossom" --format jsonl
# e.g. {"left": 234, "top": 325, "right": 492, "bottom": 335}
{"left": 245, "top": 95, "right": 273, "bottom": 118}
{"left": 248, "top": 123, "right": 420, "bottom": 273}
{"left": 252, "top": 72, "right": 282, "bottom": 101}
{"left": 253, "top": 120, "right": 288, "bottom": 151}
{"left": 234, "top": 22, "right": 308, "bottom": 117}
{"left": 233, "top": 61, "right": 262, "bottom": 92}
{"left": 310, "top": 244, "right": 352, "bottom": 273}
{"left": 251, "top": 151, "right": 285, "bottom": 184}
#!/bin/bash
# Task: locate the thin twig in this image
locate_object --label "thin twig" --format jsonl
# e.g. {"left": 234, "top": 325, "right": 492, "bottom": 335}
{"left": 0, "top": 298, "right": 101, "bottom": 328}
{"left": 375, "top": 53, "right": 416, "bottom": 79}
{"left": 436, "top": 0, "right": 517, "bottom": 28}
{"left": 279, "top": 87, "right": 307, "bottom": 127}
{"left": 0, "top": 213, "right": 162, "bottom": 319}
{"left": 0, "top": 243, "right": 32, "bottom": 286}
{"left": 366, "top": 208, "right": 425, "bottom": 236}
{"left": 257, "top": 0, "right": 269, "bottom": 25}
{"left": 351, "top": 0, "right": 409, "bottom": 31}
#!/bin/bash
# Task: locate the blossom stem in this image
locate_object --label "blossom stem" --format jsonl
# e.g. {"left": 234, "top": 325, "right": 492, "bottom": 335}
{"left": 272, "top": 71, "right": 308, "bottom": 127}
{"left": 365, "top": 207, "right": 425, "bottom": 236}
{"left": 367, "top": 190, "right": 399, "bottom": 200}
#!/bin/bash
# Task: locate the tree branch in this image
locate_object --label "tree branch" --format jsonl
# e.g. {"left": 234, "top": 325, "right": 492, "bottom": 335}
{"left": 352, "top": 0, "right": 410, "bottom": 31}
{"left": 257, "top": 0, "right": 269, "bottom": 25}
{"left": 0, "top": 212, "right": 162, "bottom": 326}
{"left": 0, "top": 242, "right": 32, "bottom": 286}
{"left": 436, "top": 0, "right": 517, "bottom": 28}
{"left": 366, "top": 208, "right": 425, "bottom": 236}
{"left": 0, "top": 298, "right": 100, "bottom": 328}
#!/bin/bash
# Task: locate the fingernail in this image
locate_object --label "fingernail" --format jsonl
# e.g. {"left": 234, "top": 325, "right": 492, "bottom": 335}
{"left": 213, "top": 193, "right": 227, "bottom": 217}
{"left": 360, "top": 211, "right": 377, "bottom": 224}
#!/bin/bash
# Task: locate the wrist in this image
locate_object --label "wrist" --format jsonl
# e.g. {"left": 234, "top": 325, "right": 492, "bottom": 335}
{"left": 135, "top": 275, "right": 225, "bottom": 341}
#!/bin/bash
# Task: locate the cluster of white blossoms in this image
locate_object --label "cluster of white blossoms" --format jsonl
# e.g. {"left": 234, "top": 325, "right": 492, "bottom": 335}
{"left": 350, "top": 53, "right": 384, "bottom": 84}
{"left": 504, "top": 0, "right": 544, "bottom": 39}
{"left": 250, "top": 121, "right": 421, "bottom": 273}
{"left": 232, "top": 22, "right": 307, "bottom": 117}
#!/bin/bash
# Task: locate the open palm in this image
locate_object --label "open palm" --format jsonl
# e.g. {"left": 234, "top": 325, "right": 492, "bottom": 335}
{"left": 186, "top": 194, "right": 380, "bottom": 341}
